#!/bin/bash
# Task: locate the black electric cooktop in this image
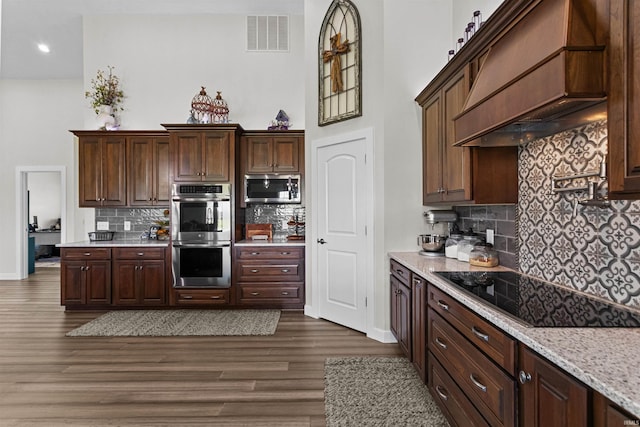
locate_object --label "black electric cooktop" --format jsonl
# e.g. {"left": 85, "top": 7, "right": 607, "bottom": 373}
{"left": 434, "top": 271, "right": 640, "bottom": 328}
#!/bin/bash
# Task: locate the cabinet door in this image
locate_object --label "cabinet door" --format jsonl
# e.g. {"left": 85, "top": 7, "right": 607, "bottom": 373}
{"left": 519, "top": 346, "right": 588, "bottom": 427}
{"left": 78, "top": 137, "right": 103, "bottom": 207}
{"left": 61, "top": 261, "right": 86, "bottom": 305}
{"left": 441, "top": 68, "right": 471, "bottom": 203}
{"left": 412, "top": 274, "right": 427, "bottom": 383}
{"left": 155, "top": 137, "right": 171, "bottom": 204}
{"left": 390, "top": 275, "right": 400, "bottom": 342}
{"left": 422, "top": 93, "right": 443, "bottom": 204}
{"left": 128, "top": 137, "right": 154, "bottom": 206}
{"left": 272, "top": 136, "right": 300, "bottom": 172}
{"left": 202, "top": 132, "right": 230, "bottom": 181}
{"left": 173, "top": 133, "right": 204, "bottom": 181}
{"left": 85, "top": 260, "right": 111, "bottom": 305}
{"left": 608, "top": 0, "right": 640, "bottom": 196}
{"left": 139, "top": 260, "right": 165, "bottom": 305}
{"left": 101, "top": 136, "right": 127, "bottom": 206}
{"left": 246, "top": 136, "right": 274, "bottom": 173}
{"left": 593, "top": 391, "right": 637, "bottom": 427}
{"left": 112, "top": 260, "right": 138, "bottom": 305}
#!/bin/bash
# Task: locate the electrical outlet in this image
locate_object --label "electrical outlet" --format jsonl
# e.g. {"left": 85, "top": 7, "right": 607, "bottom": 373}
{"left": 486, "top": 229, "right": 495, "bottom": 245}
{"left": 124, "top": 221, "right": 131, "bottom": 231}
{"left": 97, "top": 221, "right": 109, "bottom": 231}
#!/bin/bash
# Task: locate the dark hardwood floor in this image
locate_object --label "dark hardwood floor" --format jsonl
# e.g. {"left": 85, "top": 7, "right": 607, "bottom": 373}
{"left": 0, "top": 268, "right": 402, "bottom": 426}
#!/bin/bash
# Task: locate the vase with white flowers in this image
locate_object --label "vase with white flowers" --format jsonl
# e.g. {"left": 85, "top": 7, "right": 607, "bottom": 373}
{"left": 85, "top": 66, "right": 124, "bottom": 130}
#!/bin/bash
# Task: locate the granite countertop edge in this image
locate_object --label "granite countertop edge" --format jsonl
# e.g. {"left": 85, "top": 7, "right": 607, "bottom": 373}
{"left": 58, "top": 240, "right": 170, "bottom": 248}
{"left": 235, "top": 239, "right": 306, "bottom": 246}
{"left": 389, "top": 251, "right": 640, "bottom": 419}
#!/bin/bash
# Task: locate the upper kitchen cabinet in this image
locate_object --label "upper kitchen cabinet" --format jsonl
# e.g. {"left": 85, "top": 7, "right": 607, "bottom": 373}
{"left": 416, "top": 66, "right": 517, "bottom": 205}
{"left": 608, "top": 0, "right": 640, "bottom": 198}
{"left": 241, "top": 130, "right": 304, "bottom": 174}
{"left": 73, "top": 131, "right": 127, "bottom": 207}
{"left": 163, "top": 124, "right": 243, "bottom": 183}
{"left": 127, "top": 133, "right": 170, "bottom": 206}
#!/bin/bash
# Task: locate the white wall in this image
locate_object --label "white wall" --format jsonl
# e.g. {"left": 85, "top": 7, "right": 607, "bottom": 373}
{"left": 28, "top": 172, "right": 61, "bottom": 229}
{"left": 82, "top": 14, "right": 305, "bottom": 130}
{"left": 0, "top": 79, "right": 84, "bottom": 278}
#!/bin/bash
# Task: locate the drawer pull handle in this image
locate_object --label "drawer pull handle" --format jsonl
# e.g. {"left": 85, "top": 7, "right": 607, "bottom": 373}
{"left": 396, "top": 269, "right": 404, "bottom": 276}
{"left": 435, "top": 337, "right": 447, "bottom": 350}
{"left": 437, "top": 300, "right": 449, "bottom": 311}
{"left": 281, "top": 269, "right": 290, "bottom": 273}
{"left": 250, "top": 269, "right": 259, "bottom": 273}
{"left": 84, "top": 253, "right": 91, "bottom": 256}
{"left": 250, "top": 252, "right": 260, "bottom": 256}
{"left": 281, "top": 291, "right": 289, "bottom": 295}
{"left": 182, "top": 295, "right": 193, "bottom": 299}
{"left": 210, "top": 295, "right": 221, "bottom": 300}
{"left": 281, "top": 252, "right": 290, "bottom": 255}
{"left": 251, "top": 292, "right": 260, "bottom": 296}
{"left": 435, "top": 385, "right": 449, "bottom": 401}
{"left": 469, "top": 374, "right": 487, "bottom": 392}
{"left": 137, "top": 252, "right": 144, "bottom": 256}
{"left": 471, "top": 326, "right": 489, "bottom": 342}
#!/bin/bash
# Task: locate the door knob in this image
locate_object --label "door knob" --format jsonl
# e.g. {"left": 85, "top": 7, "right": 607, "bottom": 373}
{"left": 317, "top": 238, "right": 327, "bottom": 244}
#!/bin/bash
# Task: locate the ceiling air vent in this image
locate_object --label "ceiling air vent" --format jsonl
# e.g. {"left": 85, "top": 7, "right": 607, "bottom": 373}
{"left": 247, "top": 15, "right": 289, "bottom": 52}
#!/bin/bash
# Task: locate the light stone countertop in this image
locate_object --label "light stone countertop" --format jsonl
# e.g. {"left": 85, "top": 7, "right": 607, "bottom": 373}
{"left": 235, "top": 238, "right": 306, "bottom": 247}
{"left": 58, "top": 240, "right": 170, "bottom": 248}
{"left": 389, "top": 252, "right": 640, "bottom": 419}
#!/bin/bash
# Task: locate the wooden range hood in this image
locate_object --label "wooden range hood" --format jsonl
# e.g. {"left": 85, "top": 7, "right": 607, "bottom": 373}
{"left": 454, "top": 0, "right": 608, "bottom": 147}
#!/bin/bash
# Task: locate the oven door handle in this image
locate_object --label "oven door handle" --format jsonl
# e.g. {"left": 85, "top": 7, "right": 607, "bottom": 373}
{"left": 172, "top": 197, "right": 230, "bottom": 203}
{"left": 172, "top": 242, "right": 231, "bottom": 248}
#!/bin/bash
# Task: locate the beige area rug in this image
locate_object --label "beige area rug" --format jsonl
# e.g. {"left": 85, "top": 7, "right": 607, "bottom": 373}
{"left": 324, "top": 357, "right": 449, "bottom": 427}
{"left": 66, "top": 309, "right": 280, "bottom": 337}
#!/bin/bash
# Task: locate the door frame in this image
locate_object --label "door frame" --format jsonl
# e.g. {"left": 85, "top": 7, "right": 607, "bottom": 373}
{"left": 307, "top": 128, "right": 375, "bottom": 337}
{"left": 15, "top": 166, "right": 67, "bottom": 279}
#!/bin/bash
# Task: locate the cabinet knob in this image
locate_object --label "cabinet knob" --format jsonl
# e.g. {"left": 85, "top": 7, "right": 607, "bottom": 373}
{"left": 519, "top": 371, "right": 532, "bottom": 384}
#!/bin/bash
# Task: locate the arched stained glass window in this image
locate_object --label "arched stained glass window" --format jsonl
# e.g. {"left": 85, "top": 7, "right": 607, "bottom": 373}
{"left": 318, "top": 0, "right": 362, "bottom": 126}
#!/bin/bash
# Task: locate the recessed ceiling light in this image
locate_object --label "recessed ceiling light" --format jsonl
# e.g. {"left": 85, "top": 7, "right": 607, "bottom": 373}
{"left": 37, "top": 43, "right": 50, "bottom": 53}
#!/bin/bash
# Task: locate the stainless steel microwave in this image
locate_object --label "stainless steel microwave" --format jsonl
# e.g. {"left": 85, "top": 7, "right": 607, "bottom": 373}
{"left": 244, "top": 174, "right": 301, "bottom": 204}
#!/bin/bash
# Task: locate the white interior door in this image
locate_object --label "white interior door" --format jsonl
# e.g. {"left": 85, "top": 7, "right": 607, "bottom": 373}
{"left": 314, "top": 132, "right": 370, "bottom": 333}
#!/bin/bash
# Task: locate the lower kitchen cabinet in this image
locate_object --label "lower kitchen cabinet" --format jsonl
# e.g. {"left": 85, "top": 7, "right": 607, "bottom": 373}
{"left": 390, "top": 259, "right": 412, "bottom": 358}
{"left": 172, "top": 288, "right": 230, "bottom": 306}
{"left": 519, "top": 344, "right": 589, "bottom": 427}
{"left": 594, "top": 391, "right": 638, "bottom": 427}
{"left": 234, "top": 245, "right": 305, "bottom": 308}
{"left": 61, "top": 248, "right": 112, "bottom": 306}
{"left": 112, "top": 247, "right": 167, "bottom": 306}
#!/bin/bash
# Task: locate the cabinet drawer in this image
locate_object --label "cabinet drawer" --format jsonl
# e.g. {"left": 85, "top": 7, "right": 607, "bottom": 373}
{"left": 238, "top": 264, "right": 302, "bottom": 282}
{"left": 240, "top": 285, "right": 301, "bottom": 300}
{"left": 429, "top": 309, "right": 515, "bottom": 427}
{"left": 428, "top": 284, "right": 516, "bottom": 375}
{"left": 174, "top": 289, "right": 229, "bottom": 305}
{"left": 114, "top": 247, "right": 166, "bottom": 260}
{"left": 390, "top": 259, "right": 410, "bottom": 285}
{"left": 428, "top": 354, "right": 490, "bottom": 427}
{"left": 236, "top": 246, "right": 304, "bottom": 260}
{"left": 61, "top": 247, "right": 111, "bottom": 260}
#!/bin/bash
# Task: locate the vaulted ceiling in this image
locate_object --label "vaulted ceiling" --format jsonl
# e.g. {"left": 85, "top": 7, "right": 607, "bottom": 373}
{"left": 0, "top": 0, "right": 304, "bottom": 79}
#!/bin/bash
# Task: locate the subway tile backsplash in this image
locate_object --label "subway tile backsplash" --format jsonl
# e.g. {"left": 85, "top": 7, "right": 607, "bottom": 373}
{"left": 95, "top": 208, "right": 169, "bottom": 240}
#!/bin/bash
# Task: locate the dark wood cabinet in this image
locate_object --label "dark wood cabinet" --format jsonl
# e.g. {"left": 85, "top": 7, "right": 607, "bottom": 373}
{"left": 128, "top": 134, "right": 170, "bottom": 206}
{"left": 77, "top": 134, "right": 126, "bottom": 207}
{"left": 112, "top": 247, "right": 166, "bottom": 306}
{"left": 519, "top": 344, "right": 589, "bottom": 427}
{"left": 241, "top": 131, "right": 304, "bottom": 174}
{"left": 608, "top": 0, "right": 640, "bottom": 198}
{"left": 417, "top": 67, "right": 517, "bottom": 205}
{"left": 163, "top": 124, "right": 242, "bottom": 183}
{"left": 389, "top": 260, "right": 411, "bottom": 358}
{"left": 234, "top": 245, "right": 304, "bottom": 308}
{"left": 61, "top": 248, "right": 111, "bottom": 306}
{"left": 594, "top": 391, "right": 638, "bottom": 427}
{"left": 411, "top": 274, "right": 426, "bottom": 382}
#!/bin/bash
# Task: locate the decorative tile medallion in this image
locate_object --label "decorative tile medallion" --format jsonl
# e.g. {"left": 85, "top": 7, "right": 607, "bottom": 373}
{"left": 518, "top": 120, "right": 640, "bottom": 307}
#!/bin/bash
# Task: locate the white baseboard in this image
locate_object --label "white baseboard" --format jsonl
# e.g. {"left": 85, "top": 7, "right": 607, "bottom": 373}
{"left": 0, "top": 273, "right": 21, "bottom": 280}
{"left": 367, "top": 327, "right": 398, "bottom": 344}
{"left": 303, "top": 304, "right": 319, "bottom": 318}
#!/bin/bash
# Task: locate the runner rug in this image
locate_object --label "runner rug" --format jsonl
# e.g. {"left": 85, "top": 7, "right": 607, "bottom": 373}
{"left": 66, "top": 309, "right": 280, "bottom": 337}
{"left": 324, "top": 357, "right": 449, "bottom": 426}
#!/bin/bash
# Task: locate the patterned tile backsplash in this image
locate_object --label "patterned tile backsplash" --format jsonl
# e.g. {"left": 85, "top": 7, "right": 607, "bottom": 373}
{"left": 95, "top": 208, "right": 169, "bottom": 240}
{"left": 518, "top": 120, "right": 640, "bottom": 308}
{"left": 244, "top": 204, "right": 305, "bottom": 239}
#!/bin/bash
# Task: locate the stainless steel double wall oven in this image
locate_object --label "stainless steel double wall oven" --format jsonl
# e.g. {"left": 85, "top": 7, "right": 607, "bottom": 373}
{"left": 171, "top": 183, "right": 231, "bottom": 288}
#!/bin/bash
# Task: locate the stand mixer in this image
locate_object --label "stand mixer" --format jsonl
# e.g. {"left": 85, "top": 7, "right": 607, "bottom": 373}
{"left": 417, "top": 210, "right": 458, "bottom": 257}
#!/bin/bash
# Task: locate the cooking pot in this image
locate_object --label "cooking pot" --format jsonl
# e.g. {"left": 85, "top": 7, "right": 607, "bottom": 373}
{"left": 417, "top": 234, "right": 445, "bottom": 252}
